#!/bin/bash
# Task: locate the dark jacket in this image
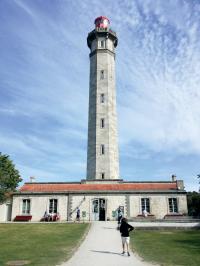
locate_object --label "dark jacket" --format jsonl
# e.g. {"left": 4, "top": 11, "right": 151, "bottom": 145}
{"left": 120, "top": 221, "right": 134, "bottom": 237}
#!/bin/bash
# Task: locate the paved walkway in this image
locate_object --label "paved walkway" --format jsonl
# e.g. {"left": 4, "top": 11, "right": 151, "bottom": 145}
{"left": 58, "top": 222, "right": 155, "bottom": 266}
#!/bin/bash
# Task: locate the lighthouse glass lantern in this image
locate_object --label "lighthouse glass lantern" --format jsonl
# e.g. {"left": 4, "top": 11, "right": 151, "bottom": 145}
{"left": 95, "top": 16, "right": 110, "bottom": 30}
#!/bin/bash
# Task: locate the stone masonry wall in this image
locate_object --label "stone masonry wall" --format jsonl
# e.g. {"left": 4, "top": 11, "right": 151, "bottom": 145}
{"left": 129, "top": 194, "right": 188, "bottom": 219}
{"left": 9, "top": 193, "right": 188, "bottom": 222}
{"left": 86, "top": 32, "right": 119, "bottom": 180}
{"left": 70, "top": 194, "right": 126, "bottom": 221}
{"left": 12, "top": 195, "right": 68, "bottom": 222}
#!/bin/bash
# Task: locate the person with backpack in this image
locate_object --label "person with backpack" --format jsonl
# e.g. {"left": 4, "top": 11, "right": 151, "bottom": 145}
{"left": 119, "top": 217, "right": 134, "bottom": 256}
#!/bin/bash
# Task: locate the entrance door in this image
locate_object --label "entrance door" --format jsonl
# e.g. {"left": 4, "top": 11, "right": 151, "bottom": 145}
{"left": 92, "top": 199, "right": 99, "bottom": 221}
{"left": 99, "top": 199, "right": 105, "bottom": 221}
{"left": 92, "top": 198, "right": 106, "bottom": 221}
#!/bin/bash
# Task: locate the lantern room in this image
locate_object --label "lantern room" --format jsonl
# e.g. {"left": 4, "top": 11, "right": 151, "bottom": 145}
{"left": 95, "top": 16, "right": 110, "bottom": 29}
{"left": 87, "top": 16, "right": 117, "bottom": 49}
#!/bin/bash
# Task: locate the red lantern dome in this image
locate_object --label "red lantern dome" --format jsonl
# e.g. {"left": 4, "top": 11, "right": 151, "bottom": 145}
{"left": 94, "top": 16, "right": 110, "bottom": 29}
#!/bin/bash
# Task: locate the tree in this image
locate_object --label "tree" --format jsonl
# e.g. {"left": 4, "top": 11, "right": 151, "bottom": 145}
{"left": 0, "top": 152, "right": 22, "bottom": 203}
{"left": 197, "top": 174, "right": 200, "bottom": 192}
{"left": 187, "top": 191, "right": 200, "bottom": 217}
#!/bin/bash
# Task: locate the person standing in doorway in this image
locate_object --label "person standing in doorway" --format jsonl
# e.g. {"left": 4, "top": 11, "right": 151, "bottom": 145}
{"left": 76, "top": 207, "right": 80, "bottom": 222}
{"left": 120, "top": 217, "right": 134, "bottom": 256}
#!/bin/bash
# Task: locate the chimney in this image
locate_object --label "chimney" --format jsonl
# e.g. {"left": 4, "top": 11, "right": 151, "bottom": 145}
{"left": 171, "top": 174, "right": 176, "bottom": 182}
{"left": 176, "top": 180, "right": 184, "bottom": 190}
{"left": 30, "top": 176, "right": 36, "bottom": 183}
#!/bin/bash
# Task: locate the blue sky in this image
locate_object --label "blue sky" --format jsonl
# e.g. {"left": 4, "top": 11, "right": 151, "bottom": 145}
{"left": 0, "top": 0, "right": 200, "bottom": 191}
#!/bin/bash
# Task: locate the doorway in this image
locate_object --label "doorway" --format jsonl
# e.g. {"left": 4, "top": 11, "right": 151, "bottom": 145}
{"left": 6, "top": 204, "right": 12, "bottom": 221}
{"left": 92, "top": 198, "right": 106, "bottom": 221}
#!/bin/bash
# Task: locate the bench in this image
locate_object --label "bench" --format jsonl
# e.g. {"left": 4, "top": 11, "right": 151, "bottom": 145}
{"left": 131, "top": 214, "right": 156, "bottom": 221}
{"left": 164, "top": 214, "right": 184, "bottom": 220}
{"left": 137, "top": 214, "right": 156, "bottom": 218}
{"left": 14, "top": 215, "right": 32, "bottom": 222}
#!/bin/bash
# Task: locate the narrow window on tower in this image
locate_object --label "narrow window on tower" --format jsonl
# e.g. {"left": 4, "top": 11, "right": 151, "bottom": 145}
{"left": 100, "top": 70, "right": 104, "bottom": 80}
{"left": 100, "top": 118, "right": 105, "bottom": 128}
{"left": 100, "top": 93, "right": 105, "bottom": 103}
{"left": 100, "top": 144, "right": 105, "bottom": 155}
{"left": 100, "top": 40, "right": 105, "bottom": 48}
{"left": 101, "top": 173, "right": 105, "bottom": 179}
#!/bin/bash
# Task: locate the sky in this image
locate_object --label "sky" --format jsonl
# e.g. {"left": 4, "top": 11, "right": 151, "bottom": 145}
{"left": 0, "top": 0, "right": 200, "bottom": 191}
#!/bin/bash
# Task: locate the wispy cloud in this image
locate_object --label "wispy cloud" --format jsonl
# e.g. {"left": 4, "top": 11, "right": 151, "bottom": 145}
{"left": 117, "top": 0, "right": 200, "bottom": 155}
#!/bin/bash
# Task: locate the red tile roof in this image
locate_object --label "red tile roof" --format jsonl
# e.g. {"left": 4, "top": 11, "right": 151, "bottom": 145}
{"left": 19, "top": 182, "right": 178, "bottom": 193}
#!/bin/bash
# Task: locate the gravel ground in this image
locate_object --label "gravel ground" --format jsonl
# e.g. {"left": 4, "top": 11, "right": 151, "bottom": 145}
{"left": 58, "top": 221, "right": 155, "bottom": 266}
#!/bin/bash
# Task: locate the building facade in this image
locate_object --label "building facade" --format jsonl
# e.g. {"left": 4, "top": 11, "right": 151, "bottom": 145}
{"left": 0, "top": 17, "right": 188, "bottom": 222}
{"left": 9, "top": 179, "right": 187, "bottom": 222}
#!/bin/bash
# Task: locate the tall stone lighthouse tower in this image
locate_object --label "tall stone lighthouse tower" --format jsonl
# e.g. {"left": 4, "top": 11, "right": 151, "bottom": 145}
{"left": 86, "top": 16, "right": 119, "bottom": 180}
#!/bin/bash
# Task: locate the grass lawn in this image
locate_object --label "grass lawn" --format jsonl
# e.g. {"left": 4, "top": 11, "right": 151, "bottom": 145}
{"left": 0, "top": 223, "right": 89, "bottom": 266}
{"left": 131, "top": 229, "right": 200, "bottom": 266}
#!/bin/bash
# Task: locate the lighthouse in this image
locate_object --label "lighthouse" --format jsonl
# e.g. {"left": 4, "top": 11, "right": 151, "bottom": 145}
{"left": 86, "top": 16, "right": 119, "bottom": 180}
{"left": 10, "top": 17, "right": 188, "bottom": 223}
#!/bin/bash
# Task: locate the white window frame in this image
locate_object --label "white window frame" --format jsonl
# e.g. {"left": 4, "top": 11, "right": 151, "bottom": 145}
{"left": 141, "top": 198, "right": 150, "bottom": 213}
{"left": 22, "top": 199, "right": 31, "bottom": 214}
{"left": 100, "top": 40, "right": 105, "bottom": 48}
{"left": 168, "top": 198, "right": 178, "bottom": 213}
{"left": 49, "top": 198, "right": 58, "bottom": 214}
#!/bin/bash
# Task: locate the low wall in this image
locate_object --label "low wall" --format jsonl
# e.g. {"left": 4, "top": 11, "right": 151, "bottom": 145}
{"left": 129, "top": 221, "right": 200, "bottom": 229}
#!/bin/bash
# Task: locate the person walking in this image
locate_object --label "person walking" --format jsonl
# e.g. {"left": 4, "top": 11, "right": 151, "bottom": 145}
{"left": 119, "top": 217, "right": 134, "bottom": 256}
